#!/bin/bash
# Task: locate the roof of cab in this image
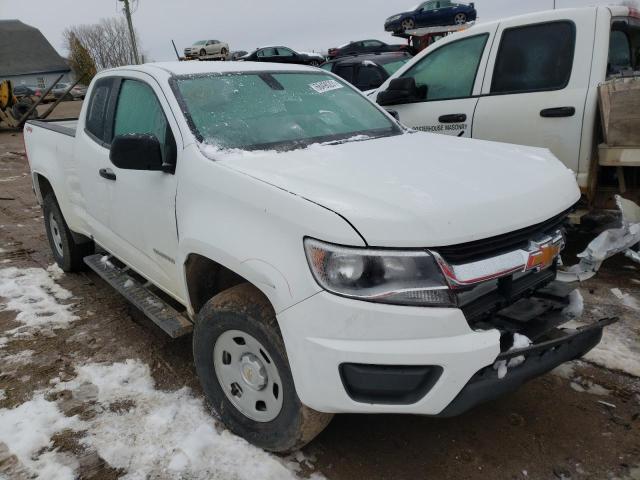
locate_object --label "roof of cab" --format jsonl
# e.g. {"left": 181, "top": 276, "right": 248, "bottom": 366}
{"left": 463, "top": 5, "right": 631, "bottom": 32}
{"left": 108, "top": 61, "right": 317, "bottom": 78}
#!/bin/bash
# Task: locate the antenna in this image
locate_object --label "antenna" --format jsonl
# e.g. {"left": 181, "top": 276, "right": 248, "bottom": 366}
{"left": 171, "top": 40, "right": 180, "bottom": 60}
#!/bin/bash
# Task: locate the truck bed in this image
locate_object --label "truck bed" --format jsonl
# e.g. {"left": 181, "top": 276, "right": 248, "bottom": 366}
{"left": 27, "top": 118, "right": 78, "bottom": 137}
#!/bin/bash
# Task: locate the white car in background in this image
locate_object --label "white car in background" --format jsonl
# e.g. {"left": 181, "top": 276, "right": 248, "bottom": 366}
{"left": 184, "top": 39, "right": 229, "bottom": 59}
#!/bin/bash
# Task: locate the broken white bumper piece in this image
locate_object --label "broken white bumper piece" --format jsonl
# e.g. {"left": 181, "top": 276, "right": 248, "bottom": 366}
{"left": 558, "top": 195, "right": 640, "bottom": 283}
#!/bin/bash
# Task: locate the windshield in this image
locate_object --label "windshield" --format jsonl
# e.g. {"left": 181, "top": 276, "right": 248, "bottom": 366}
{"left": 173, "top": 71, "right": 400, "bottom": 151}
{"left": 194, "top": 40, "right": 206, "bottom": 45}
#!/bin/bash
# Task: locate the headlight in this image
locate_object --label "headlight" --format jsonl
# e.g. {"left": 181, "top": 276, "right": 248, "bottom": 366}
{"left": 388, "top": 15, "right": 402, "bottom": 22}
{"left": 304, "top": 238, "right": 456, "bottom": 307}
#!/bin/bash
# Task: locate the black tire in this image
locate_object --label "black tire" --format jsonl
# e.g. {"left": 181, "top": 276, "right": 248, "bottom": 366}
{"left": 193, "top": 283, "right": 333, "bottom": 452}
{"left": 12, "top": 98, "right": 37, "bottom": 120}
{"left": 200, "top": 48, "right": 207, "bottom": 56}
{"left": 42, "top": 193, "right": 94, "bottom": 272}
{"left": 309, "top": 60, "right": 320, "bottom": 67}
{"left": 454, "top": 12, "right": 467, "bottom": 25}
{"left": 401, "top": 17, "right": 415, "bottom": 31}
{"left": 221, "top": 48, "right": 228, "bottom": 56}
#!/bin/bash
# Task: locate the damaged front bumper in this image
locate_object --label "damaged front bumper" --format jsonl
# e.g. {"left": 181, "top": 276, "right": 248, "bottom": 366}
{"left": 439, "top": 316, "right": 616, "bottom": 417}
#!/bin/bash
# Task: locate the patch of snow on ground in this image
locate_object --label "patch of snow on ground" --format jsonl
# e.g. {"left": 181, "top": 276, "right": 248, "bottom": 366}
{"left": 562, "top": 289, "right": 584, "bottom": 319}
{"left": 570, "top": 380, "right": 610, "bottom": 396}
{"left": 46, "top": 264, "right": 65, "bottom": 280}
{"left": 585, "top": 321, "right": 640, "bottom": 377}
{"left": 552, "top": 362, "right": 576, "bottom": 379}
{"left": 0, "top": 390, "right": 5, "bottom": 401}
{"left": 0, "top": 349, "right": 34, "bottom": 365}
{"left": 0, "top": 267, "right": 77, "bottom": 335}
{"left": 611, "top": 288, "right": 640, "bottom": 311}
{"left": 123, "top": 279, "right": 134, "bottom": 288}
{"left": 0, "top": 393, "right": 81, "bottom": 480}
{"left": 53, "top": 359, "right": 308, "bottom": 480}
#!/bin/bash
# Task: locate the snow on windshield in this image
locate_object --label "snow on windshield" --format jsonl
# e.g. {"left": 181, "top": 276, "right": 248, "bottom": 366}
{"left": 174, "top": 72, "right": 399, "bottom": 151}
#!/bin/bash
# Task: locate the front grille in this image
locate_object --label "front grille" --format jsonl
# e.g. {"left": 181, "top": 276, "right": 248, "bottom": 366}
{"left": 434, "top": 208, "right": 572, "bottom": 265}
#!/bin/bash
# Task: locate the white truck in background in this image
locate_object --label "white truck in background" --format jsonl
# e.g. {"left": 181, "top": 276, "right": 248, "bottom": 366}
{"left": 23, "top": 61, "right": 614, "bottom": 452}
{"left": 376, "top": 6, "right": 640, "bottom": 205}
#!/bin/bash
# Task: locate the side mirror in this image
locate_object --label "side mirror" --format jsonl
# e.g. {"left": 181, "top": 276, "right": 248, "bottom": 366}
{"left": 376, "top": 77, "right": 427, "bottom": 106}
{"left": 110, "top": 134, "right": 171, "bottom": 172}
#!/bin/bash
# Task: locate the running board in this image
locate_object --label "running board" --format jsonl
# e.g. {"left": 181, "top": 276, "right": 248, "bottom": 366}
{"left": 84, "top": 254, "right": 193, "bottom": 338}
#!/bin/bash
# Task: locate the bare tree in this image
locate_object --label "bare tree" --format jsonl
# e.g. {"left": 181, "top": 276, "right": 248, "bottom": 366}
{"left": 66, "top": 32, "right": 97, "bottom": 85}
{"left": 63, "top": 17, "right": 143, "bottom": 72}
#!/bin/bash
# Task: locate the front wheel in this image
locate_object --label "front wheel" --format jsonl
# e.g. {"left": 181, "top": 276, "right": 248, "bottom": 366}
{"left": 309, "top": 60, "right": 320, "bottom": 67}
{"left": 193, "top": 283, "right": 333, "bottom": 452}
{"left": 401, "top": 18, "right": 415, "bottom": 31}
{"left": 199, "top": 48, "right": 207, "bottom": 56}
{"left": 221, "top": 47, "right": 228, "bottom": 56}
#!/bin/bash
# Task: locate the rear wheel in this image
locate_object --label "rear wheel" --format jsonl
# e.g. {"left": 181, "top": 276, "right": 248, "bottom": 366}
{"left": 454, "top": 12, "right": 467, "bottom": 24}
{"left": 193, "top": 283, "right": 333, "bottom": 452}
{"left": 43, "top": 193, "right": 94, "bottom": 272}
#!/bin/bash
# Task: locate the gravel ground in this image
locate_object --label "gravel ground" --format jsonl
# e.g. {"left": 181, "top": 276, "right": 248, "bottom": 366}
{"left": 0, "top": 101, "right": 638, "bottom": 480}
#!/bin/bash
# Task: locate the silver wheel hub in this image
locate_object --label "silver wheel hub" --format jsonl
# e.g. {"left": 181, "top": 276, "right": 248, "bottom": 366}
{"left": 49, "top": 212, "right": 64, "bottom": 257}
{"left": 240, "top": 353, "right": 267, "bottom": 390}
{"left": 213, "top": 330, "right": 284, "bottom": 422}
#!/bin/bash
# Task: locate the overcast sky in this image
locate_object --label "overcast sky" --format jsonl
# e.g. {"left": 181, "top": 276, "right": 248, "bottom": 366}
{"left": 0, "top": 0, "right": 625, "bottom": 61}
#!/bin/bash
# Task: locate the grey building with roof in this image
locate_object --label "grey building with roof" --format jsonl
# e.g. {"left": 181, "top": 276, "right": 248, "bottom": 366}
{"left": 0, "top": 20, "right": 71, "bottom": 88}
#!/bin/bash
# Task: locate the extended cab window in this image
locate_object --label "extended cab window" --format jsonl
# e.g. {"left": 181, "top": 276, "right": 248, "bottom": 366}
{"left": 85, "top": 77, "right": 116, "bottom": 144}
{"left": 113, "top": 79, "right": 175, "bottom": 163}
{"left": 491, "top": 22, "right": 575, "bottom": 94}
{"left": 400, "top": 34, "right": 488, "bottom": 101}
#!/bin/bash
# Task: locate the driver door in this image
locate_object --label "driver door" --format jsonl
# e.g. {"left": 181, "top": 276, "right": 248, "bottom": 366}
{"left": 256, "top": 48, "right": 278, "bottom": 63}
{"left": 104, "top": 74, "right": 183, "bottom": 296}
{"left": 274, "top": 47, "right": 299, "bottom": 64}
{"left": 379, "top": 30, "right": 494, "bottom": 138}
{"left": 416, "top": 1, "right": 438, "bottom": 26}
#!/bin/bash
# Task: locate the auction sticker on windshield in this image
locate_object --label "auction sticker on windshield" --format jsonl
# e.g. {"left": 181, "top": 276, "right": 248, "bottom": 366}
{"left": 309, "top": 80, "right": 344, "bottom": 94}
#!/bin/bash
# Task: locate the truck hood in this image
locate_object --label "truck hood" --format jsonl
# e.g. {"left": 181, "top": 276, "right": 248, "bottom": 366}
{"left": 216, "top": 132, "right": 580, "bottom": 247}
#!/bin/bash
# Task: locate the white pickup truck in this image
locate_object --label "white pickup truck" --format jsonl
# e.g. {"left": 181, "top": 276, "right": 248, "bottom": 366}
{"left": 23, "top": 61, "right": 613, "bottom": 452}
{"left": 376, "top": 6, "right": 640, "bottom": 197}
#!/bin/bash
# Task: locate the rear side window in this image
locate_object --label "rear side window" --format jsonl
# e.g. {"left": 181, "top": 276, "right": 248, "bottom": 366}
{"left": 357, "top": 66, "right": 385, "bottom": 89}
{"left": 609, "top": 30, "right": 632, "bottom": 69}
{"left": 334, "top": 64, "right": 355, "bottom": 84}
{"left": 491, "top": 21, "right": 576, "bottom": 94}
{"left": 85, "top": 78, "right": 116, "bottom": 144}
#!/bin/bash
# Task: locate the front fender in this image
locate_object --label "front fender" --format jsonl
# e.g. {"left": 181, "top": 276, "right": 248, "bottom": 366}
{"left": 176, "top": 146, "right": 365, "bottom": 314}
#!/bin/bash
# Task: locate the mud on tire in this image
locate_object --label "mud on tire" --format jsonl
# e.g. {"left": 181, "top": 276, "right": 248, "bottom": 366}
{"left": 42, "top": 193, "right": 94, "bottom": 272}
{"left": 193, "top": 283, "right": 333, "bottom": 452}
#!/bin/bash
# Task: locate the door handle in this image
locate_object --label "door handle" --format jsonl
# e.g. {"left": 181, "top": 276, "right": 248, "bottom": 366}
{"left": 540, "top": 107, "right": 575, "bottom": 118}
{"left": 439, "top": 113, "right": 467, "bottom": 123}
{"left": 99, "top": 168, "right": 116, "bottom": 181}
